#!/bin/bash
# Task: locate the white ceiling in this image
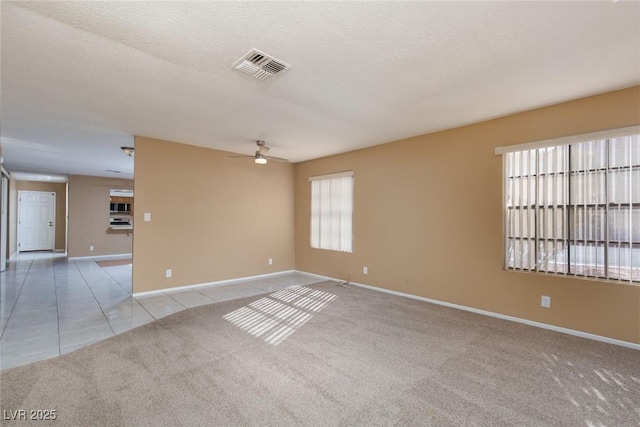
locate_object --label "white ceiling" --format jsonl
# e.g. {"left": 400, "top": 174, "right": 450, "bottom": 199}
{"left": 2, "top": 1, "right": 639, "bottom": 180}
{"left": 9, "top": 172, "right": 68, "bottom": 183}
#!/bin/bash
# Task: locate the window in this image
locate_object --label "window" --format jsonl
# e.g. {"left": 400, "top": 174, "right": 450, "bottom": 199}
{"left": 499, "top": 129, "right": 639, "bottom": 283}
{"left": 310, "top": 171, "right": 354, "bottom": 252}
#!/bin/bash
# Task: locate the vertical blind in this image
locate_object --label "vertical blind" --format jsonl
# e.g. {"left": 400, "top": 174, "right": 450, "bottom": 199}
{"left": 504, "top": 133, "right": 639, "bottom": 283}
{"left": 310, "top": 172, "right": 354, "bottom": 253}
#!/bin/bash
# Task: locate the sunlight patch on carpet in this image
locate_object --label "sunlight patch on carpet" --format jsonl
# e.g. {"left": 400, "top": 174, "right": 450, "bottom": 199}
{"left": 223, "top": 285, "right": 338, "bottom": 345}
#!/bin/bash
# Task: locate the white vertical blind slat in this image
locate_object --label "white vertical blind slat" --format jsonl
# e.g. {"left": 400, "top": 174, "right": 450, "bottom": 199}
{"left": 628, "top": 136, "right": 635, "bottom": 282}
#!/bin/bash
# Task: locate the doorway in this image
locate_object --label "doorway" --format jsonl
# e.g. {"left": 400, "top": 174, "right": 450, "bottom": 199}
{"left": 17, "top": 190, "right": 56, "bottom": 252}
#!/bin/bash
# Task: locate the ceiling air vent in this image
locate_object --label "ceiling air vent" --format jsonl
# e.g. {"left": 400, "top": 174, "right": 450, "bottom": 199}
{"left": 233, "top": 48, "right": 291, "bottom": 81}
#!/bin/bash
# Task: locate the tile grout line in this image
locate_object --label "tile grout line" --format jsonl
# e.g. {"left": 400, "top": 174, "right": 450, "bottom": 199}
{"left": 52, "top": 253, "right": 62, "bottom": 356}
{"left": 163, "top": 292, "right": 188, "bottom": 308}
{"left": 99, "top": 263, "right": 132, "bottom": 295}
{"left": 73, "top": 261, "right": 151, "bottom": 335}
{"left": 0, "top": 254, "right": 35, "bottom": 340}
{"left": 147, "top": 292, "right": 188, "bottom": 319}
{"left": 74, "top": 261, "right": 117, "bottom": 338}
{"left": 74, "top": 262, "right": 157, "bottom": 330}
{"left": 133, "top": 296, "right": 159, "bottom": 321}
{"left": 192, "top": 287, "right": 221, "bottom": 303}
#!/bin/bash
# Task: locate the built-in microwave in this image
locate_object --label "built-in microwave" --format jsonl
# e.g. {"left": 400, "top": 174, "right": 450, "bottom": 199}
{"left": 110, "top": 217, "right": 131, "bottom": 226}
{"left": 110, "top": 203, "right": 130, "bottom": 213}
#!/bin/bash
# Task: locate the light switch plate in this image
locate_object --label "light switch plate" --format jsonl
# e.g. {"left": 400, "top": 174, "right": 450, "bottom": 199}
{"left": 144, "top": 213, "right": 151, "bottom": 222}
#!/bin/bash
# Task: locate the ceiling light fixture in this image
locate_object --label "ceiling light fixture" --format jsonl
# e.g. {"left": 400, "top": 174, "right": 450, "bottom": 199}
{"left": 121, "top": 146, "right": 135, "bottom": 157}
{"left": 254, "top": 154, "right": 267, "bottom": 164}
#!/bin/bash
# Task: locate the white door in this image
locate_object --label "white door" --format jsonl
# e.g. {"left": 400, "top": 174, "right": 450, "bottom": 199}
{"left": 1, "top": 174, "right": 8, "bottom": 271}
{"left": 18, "top": 190, "right": 56, "bottom": 252}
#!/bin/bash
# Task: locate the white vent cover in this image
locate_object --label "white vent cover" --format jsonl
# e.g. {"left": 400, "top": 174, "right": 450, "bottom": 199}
{"left": 233, "top": 48, "right": 291, "bottom": 81}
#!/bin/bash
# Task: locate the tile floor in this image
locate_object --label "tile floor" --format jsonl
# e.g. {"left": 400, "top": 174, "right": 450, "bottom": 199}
{"left": 0, "top": 252, "right": 322, "bottom": 371}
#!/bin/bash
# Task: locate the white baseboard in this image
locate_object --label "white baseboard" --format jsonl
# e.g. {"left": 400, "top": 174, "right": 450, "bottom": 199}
{"left": 132, "top": 270, "right": 296, "bottom": 297}
{"left": 8, "top": 252, "right": 17, "bottom": 262}
{"left": 68, "top": 253, "right": 132, "bottom": 261}
{"left": 296, "top": 270, "right": 640, "bottom": 351}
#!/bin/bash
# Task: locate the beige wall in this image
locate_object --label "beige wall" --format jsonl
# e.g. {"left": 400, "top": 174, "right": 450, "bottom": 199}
{"left": 16, "top": 180, "right": 67, "bottom": 251}
{"left": 68, "top": 175, "right": 133, "bottom": 257}
{"left": 295, "top": 86, "right": 640, "bottom": 344}
{"left": 132, "top": 136, "right": 295, "bottom": 293}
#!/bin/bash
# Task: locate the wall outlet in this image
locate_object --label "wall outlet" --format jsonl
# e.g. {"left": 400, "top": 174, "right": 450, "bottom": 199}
{"left": 165, "top": 269, "right": 172, "bottom": 278}
{"left": 89, "top": 246, "right": 94, "bottom": 251}
{"left": 363, "top": 266, "right": 368, "bottom": 275}
{"left": 268, "top": 258, "right": 273, "bottom": 265}
{"left": 144, "top": 212, "right": 151, "bottom": 222}
{"left": 541, "top": 295, "right": 551, "bottom": 308}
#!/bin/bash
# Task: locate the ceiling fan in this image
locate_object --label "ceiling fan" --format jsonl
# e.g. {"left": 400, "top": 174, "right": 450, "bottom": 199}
{"left": 229, "top": 140, "right": 289, "bottom": 164}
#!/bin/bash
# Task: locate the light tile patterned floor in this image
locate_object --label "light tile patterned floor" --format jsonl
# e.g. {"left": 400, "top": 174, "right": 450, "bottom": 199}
{"left": 0, "top": 252, "right": 322, "bottom": 370}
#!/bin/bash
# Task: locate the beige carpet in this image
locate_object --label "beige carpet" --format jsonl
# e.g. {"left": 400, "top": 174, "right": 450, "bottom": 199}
{"left": 1, "top": 281, "right": 638, "bottom": 426}
{"left": 96, "top": 259, "right": 132, "bottom": 268}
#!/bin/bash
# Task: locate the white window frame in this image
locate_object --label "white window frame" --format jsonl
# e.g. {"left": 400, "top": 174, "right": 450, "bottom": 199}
{"left": 309, "top": 171, "right": 354, "bottom": 253}
{"left": 496, "top": 126, "right": 640, "bottom": 284}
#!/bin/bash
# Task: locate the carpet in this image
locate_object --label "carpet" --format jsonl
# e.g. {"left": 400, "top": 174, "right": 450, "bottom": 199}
{"left": 96, "top": 259, "right": 132, "bottom": 268}
{"left": 1, "top": 281, "right": 638, "bottom": 426}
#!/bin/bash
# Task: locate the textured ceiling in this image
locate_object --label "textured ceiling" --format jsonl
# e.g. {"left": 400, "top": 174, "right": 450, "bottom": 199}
{"left": 1, "top": 1, "right": 639, "bottom": 179}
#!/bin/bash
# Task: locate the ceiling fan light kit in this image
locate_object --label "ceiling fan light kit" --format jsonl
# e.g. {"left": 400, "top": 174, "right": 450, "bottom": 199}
{"left": 229, "top": 140, "right": 289, "bottom": 165}
{"left": 120, "top": 146, "right": 135, "bottom": 157}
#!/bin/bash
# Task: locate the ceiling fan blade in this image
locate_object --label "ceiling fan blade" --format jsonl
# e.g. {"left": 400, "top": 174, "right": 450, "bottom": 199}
{"left": 231, "top": 141, "right": 286, "bottom": 163}
{"left": 265, "top": 155, "right": 289, "bottom": 162}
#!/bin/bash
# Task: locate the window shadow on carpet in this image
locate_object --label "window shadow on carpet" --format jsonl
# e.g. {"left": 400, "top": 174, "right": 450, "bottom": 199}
{"left": 223, "top": 285, "right": 338, "bottom": 345}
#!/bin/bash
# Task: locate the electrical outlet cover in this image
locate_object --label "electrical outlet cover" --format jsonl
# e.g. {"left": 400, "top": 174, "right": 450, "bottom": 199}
{"left": 541, "top": 295, "right": 551, "bottom": 308}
